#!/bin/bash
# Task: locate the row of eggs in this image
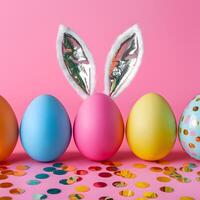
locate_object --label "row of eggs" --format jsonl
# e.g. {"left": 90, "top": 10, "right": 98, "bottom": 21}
{"left": 0, "top": 92, "right": 199, "bottom": 162}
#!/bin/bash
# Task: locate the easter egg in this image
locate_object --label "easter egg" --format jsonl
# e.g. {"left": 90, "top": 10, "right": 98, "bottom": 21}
{"left": 0, "top": 96, "right": 18, "bottom": 161}
{"left": 74, "top": 93, "right": 124, "bottom": 161}
{"left": 179, "top": 95, "right": 200, "bottom": 160}
{"left": 126, "top": 93, "right": 176, "bottom": 161}
{"left": 20, "top": 95, "right": 71, "bottom": 162}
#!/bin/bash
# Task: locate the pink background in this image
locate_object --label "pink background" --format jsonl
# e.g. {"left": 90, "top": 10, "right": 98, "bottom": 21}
{"left": 0, "top": 0, "right": 200, "bottom": 154}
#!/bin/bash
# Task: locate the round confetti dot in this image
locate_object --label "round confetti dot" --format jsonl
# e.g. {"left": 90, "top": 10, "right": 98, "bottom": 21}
{"left": 150, "top": 167, "right": 163, "bottom": 172}
{"left": 16, "top": 165, "right": 29, "bottom": 170}
{"left": 59, "top": 176, "right": 82, "bottom": 185}
{"left": 143, "top": 192, "right": 158, "bottom": 199}
{"left": 93, "top": 182, "right": 107, "bottom": 188}
{"left": 99, "top": 197, "right": 113, "bottom": 200}
{"left": 75, "top": 170, "right": 88, "bottom": 175}
{"left": 114, "top": 170, "right": 136, "bottom": 178}
{"left": 13, "top": 171, "right": 27, "bottom": 176}
{"left": 183, "top": 129, "right": 189, "bottom": 135}
{"left": 53, "top": 163, "right": 63, "bottom": 168}
{"left": 27, "top": 180, "right": 41, "bottom": 185}
{"left": 160, "top": 186, "right": 174, "bottom": 193}
{"left": 88, "top": 166, "right": 102, "bottom": 171}
{"left": 180, "top": 167, "right": 193, "bottom": 172}
{"left": 68, "top": 193, "right": 84, "bottom": 200}
{"left": 62, "top": 165, "right": 76, "bottom": 171}
{"left": 135, "top": 181, "right": 150, "bottom": 188}
{"left": 0, "top": 166, "right": 8, "bottom": 170}
{"left": 193, "top": 106, "right": 199, "bottom": 111}
{"left": 0, "top": 197, "right": 12, "bottom": 200}
{"left": 180, "top": 197, "right": 195, "bottom": 200}
{"left": 135, "top": 198, "right": 148, "bottom": 200}
{"left": 119, "top": 189, "right": 134, "bottom": 197}
{"left": 156, "top": 176, "right": 171, "bottom": 182}
{"left": 9, "top": 188, "right": 25, "bottom": 195}
{"left": 197, "top": 171, "right": 200, "bottom": 176}
{"left": 53, "top": 169, "right": 67, "bottom": 175}
{"left": 0, "top": 175, "right": 8, "bottom": 180}
{"left": 32, "top": 194, "right": 47, "bottom": 200}
{"left": 183, "top": 163, "right": 197, "bottom": 168}
{"left": 133, "top": 163, "right": 147, "bottom": 168}
{"left": 35, "top": 173, "right": 49, "bottom": 179}
{"left": 75, "top": 185, "right": 90, "bottom": 192}
{"left": 0, "top": 182, "right": 13, "bottom": 188}
{"left": 163, "top": 166, "right": 176, "bottom": 172}
{"left": 112, "top": 181, "right": 127, "bottom": 188}
{"left": 47, "top": 188, "right": 61, "bottom": 194}
{"left": 106, "top": 166, "right": 118, "bottom": 171}
{"left": 1, "top": 170, "right": 13, "bottom": 175}
{"left": 177, "top": 177, "right": 191, "bottom": 183}
{"left": 195, "top": 177, "right": 200, "bottom": 182}
{"left": 98, "top": 172, "right": 112, "bottom": 178}
{"left": 43, "top": 167, "right": 56, "bottom": 172}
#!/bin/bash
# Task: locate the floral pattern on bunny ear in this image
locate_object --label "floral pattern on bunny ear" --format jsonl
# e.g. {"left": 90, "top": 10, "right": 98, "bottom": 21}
{"left": 57, "top": 25, "right": 96, "bottom": 99}
{"left": 104, "top": 24, "right": 144, "bottom": 98}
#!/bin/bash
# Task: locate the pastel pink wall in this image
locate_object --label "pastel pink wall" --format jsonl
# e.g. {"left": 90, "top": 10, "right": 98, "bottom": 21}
{"left": 0, "top": 0, "right": 200, "bottom": 154}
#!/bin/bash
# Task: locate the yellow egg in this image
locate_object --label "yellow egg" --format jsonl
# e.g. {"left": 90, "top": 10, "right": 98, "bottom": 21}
{"left": 126, "top": 93, "right": 176, "bottom": 161}
{"left": 0, "top": 96, "right": 18, "bottom": 161}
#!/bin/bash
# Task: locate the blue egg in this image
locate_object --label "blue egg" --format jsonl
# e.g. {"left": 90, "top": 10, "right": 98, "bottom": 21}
{"left": 179, "top": 95, "right": 200, "bottom": 160}
{"left": 20, "top": 95, "right": 71, "bottom": 162}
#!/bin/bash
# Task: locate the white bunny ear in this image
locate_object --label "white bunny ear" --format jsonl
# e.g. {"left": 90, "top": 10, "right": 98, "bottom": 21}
{"left": 56, "top": 25, "right": 96, "bottom": 99}
{"left": 104, "top": 24, "right": 144, "bottom": 98}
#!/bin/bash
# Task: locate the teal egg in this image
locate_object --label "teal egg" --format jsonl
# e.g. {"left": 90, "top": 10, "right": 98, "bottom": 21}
{"left": 179, "top": 95, "right": 200, "bottom": 160}
{"left": 20, "top": 94, "right": 71, "bottom": 162}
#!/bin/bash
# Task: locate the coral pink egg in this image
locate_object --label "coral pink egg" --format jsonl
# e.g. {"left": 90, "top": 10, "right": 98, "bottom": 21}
{"left": 73, "top": 93, "right": 124, "bottom": 161}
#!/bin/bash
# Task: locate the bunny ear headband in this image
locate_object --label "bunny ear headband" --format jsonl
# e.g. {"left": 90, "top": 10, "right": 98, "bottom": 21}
{"left": 56, "top": 24, "right": 144, "bottom": 99}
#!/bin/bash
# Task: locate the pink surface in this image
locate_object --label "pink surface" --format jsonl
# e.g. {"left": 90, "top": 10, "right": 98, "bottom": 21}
{"left": 0, "top": 0, "right": 200, "bottom": 199}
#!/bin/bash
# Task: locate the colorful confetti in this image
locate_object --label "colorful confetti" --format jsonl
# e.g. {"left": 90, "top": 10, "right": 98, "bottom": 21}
{"left": 119, "top": 189, "right": 134, "bottom": 197}
{"left": 114, "top": 170, "right": 136, "bottom": 178}
{"left": 88, "top": 166, "right": 102, "bottom": 171}
{"left": 112, "top": 181, "right": 127, "bottom": 188}
{"left": 32, "top": 194, "right": 47, "bottom": 200}
{"left": 135, "top": 181, "right": 150, "bottom": 188}
{"left": 47, "top": 188, "right": 61, "bottom": 194}
{"left": 160, "top": 186, "right": 174, "bottom": 193}
{"left": 35, "top": 173, "right": 49, "bottom": 179}
{"left": 98, "top": 172, "right": 112, "bottom": 178}
{"left": 9, "top": 188, "right": 25, "bottom": 195}
{"left": 68, "top": 193, "right": 85, "bottom": 200}
{"left": 93, "top": 182, "right": 107, "bottom": 188}
{"left": 75, "top": 185, "right": 90, "bottom": 192}
{"left": 143, "top": 192, "right": 158, "bottom": 199}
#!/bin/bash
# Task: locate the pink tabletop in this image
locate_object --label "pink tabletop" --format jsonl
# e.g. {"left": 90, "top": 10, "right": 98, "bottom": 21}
{"left": 0, "top": 149, "right": 199, "bottom": 200}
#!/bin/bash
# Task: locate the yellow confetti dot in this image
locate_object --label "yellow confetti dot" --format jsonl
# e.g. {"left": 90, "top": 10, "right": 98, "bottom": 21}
{"left": 156, "top": 176, "right": 171, "bottom": 182}
{"left": 0, "top": 197, "right": 12, "bottom": 200}
{"left": 150, "top": 167, "right": 163, "bottom": 172}
{"left": 136, "top": 198, "right": 148, "bottom": 200}
{"left": 135, "top": 182, "right": 150, "bottom": 188}
{"left": 179, "top": 197, "right": 195, "bottom": 200}
{"left": 62, "top": 165, "right": 76, "bottom": 171}
{"left": 13, "top": 171, "right": 27, "bottom": 176}
{"left": 160, "top": 186, "right": 174, "bottom": 193}
{"left": 16, "top": 165, "right": 29, "bottom": 170}
{"left": 119, "top": 189, "right": 134, "bottom": 197}
{"left": 75, "top": 185, "right": 90, "bottom": 192}
{"left": 143, "top": 192, "right": 158, "bottom": 199}
{"left": 133, "top": 163, "right": 147, "bottom": 169}
{"left": 114, "top": 170, "right": 136, "bottom": 179}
